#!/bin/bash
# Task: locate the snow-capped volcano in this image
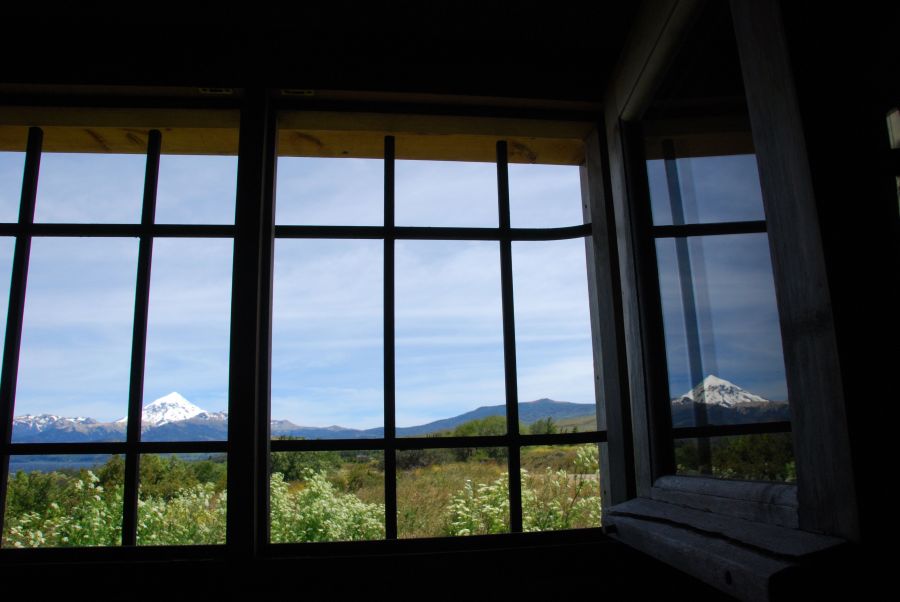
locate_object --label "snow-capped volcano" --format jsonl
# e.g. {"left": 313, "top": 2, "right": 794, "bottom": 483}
{"left": 117, "top": 392, "right": 207, "bottom": 428}
{"left": 678, "top": 375, "right": 770, "bottom": 407}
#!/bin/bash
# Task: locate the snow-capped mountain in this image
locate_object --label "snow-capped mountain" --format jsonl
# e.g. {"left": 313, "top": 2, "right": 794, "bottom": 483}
{"left": 12, "top": 413, "right": 123, "bottom": 443}
{"left": 677, "top": 375, "right": 770, "bottom": 407}
{"left": 13, "top": 414, "right": 96, "bottom": 432}
{"left": 670, "top": 375, "right": 789, "bottom": 427}
{"left": 115, "top": 392, "right": 209, "bottom": 428}
{"left": 12, "top": 392, "right": 227, "bottom": 443}
{"left": 12, "top": 393, "right": 601, "bottom": 443}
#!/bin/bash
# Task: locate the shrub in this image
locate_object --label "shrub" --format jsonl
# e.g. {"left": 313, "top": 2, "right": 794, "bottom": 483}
{"left": 444, "top": 444, "right": 601, "bottom": 536}
{"left": 269, "top": 470, "right": 384, "bottom": 542}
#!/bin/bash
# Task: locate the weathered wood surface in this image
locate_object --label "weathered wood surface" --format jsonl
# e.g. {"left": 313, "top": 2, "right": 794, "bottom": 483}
{"left": 651, "top": 475, "right": 798, "bottom": 529}
{"left": 582, "top": 127, "right": 635, "bottom": 506}
{"left": 602, "top": 0, "right": 707, "bottom": 498}
{"left": 608, "top": 497, "right": 840, "bottom": 557}
{"left": 0, "top": 107, "right": 591, "bottom": 163}
{"left": 607, "top": 0, "right": 704, "bottom": 121}
{"left": 731, "top": 0, "right": 859, "bottom": 541}
{"left": 609, "top": 514, "right": 792, "bottom": 601}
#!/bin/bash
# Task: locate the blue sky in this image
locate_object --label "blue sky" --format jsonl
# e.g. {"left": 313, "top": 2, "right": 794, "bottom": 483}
{"left": 646, "top": 155, "right": 788, "bottom": 401}
{"left": 0, "top": 149, "right": 787, "bottom": 430}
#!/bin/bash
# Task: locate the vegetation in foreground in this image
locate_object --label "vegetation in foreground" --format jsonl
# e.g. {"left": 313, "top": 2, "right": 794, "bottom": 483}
{"left": 2, "top": 439, "right": 602, "bottom": 548}
{"left": 675, "top": 432, "right": 796, "bottom": 482}
{"left": 2, "top": 417, "right": 794, "bottom": 547}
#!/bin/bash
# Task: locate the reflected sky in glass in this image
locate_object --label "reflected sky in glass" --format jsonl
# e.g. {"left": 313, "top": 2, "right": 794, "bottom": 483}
{"left": 509, "top": 163, "right": 583, "bottom": 228}
{"left": 647, "top": 154, "right": 766, "bottom": 225}
{"left": 0, "top": 151, "right": 24, "bottom": 223}
{"left": 272, "top": 239, "right": 383, "bottom": 429}
{"left": 155, "top": 155, "right": 237, "bottom": 224}
{"left": 0, "top": 238, "right": 12, "bottom": 370}
{"left": 396, "top": 160, "right": 498, "bottom": 227}
{"left": 277, "top": 157, "right": 382, "bottom": 226}
{"left": 35, "top": 153, "right": 145, "bottom": 223}
{"left": 143, "top": 238, "right": 233, "bottom": 415}
{"left": 15, "top": 238, "right": 137, "bottom": 427}
{"left": 512, "top": 239, "right": 595, "bottom": 410}
{"left": 655, "top": 233, "right": 787, "bottom": 401}
{"left": 395, "top": 240, "right": 505, "bottom": 428}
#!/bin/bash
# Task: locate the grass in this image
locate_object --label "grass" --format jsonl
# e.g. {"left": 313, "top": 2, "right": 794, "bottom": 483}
{"left": 319, "top": 445, "right": 603, "bottom": 539}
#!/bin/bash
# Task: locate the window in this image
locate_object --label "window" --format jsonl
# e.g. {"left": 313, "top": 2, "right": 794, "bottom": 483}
{"left": 268, "top": 126, "right": 602, "bottom": 542}
{"left": 0, "top": 106, "right": 605, "bottom": 550}
{"left": 638, "top": 51, "right": 795, "bottom": 481}
{"left": 0, "top": 114, "right": 239, "bottom": 548}
{"left": 597, "top": 1, "right": 858, "bottom": 597}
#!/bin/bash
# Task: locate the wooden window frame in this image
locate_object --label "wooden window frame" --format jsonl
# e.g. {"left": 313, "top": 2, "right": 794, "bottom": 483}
{"left": 596, "top": 1, "right": 857, "bottom": 598}
{"left": 0, "top": 93, "right": 614, "bottom": 560}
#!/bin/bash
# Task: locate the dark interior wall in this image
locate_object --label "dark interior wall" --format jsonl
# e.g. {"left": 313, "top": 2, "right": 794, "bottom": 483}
{"left": 0, "top": 5, "right": 736, "bottom": 600}
{"left": 0, "top": 2, "right": 889, "bottom": 597}
{"left": 1, "top": 538, "right": 731, "bottom": 601}
{"left": 1, "top": 4, "right": 637, "bottom": 101}
{"left": 781, "top": 2, "right": 899, "bottom": 553}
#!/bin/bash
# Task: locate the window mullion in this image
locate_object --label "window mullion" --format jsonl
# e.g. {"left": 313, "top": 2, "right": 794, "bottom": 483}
{"left": 121, "top": 129, "right": 162, "bottom": 546}
{"left": 227, "top": 89, "right": 275, "bottom": 558}
{"left": 496, "top": 141, "right": 523, "bottom": 534}
{"left": 256, "top": 105, "right": 277, "bottom": 551}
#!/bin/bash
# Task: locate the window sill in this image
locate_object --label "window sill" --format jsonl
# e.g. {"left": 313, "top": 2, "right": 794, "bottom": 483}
{"left": 604, "top": 493, "right": 848, "bottom": 601}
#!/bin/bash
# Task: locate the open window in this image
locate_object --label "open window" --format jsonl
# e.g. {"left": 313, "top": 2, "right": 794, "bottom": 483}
{"left": 596, "top": 1, "right": 858, "bottom": 599}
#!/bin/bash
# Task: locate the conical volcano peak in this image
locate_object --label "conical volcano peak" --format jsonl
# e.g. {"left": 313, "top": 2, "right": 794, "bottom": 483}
{"left": 680, "top": 375, "right": 769, "bottom": 407}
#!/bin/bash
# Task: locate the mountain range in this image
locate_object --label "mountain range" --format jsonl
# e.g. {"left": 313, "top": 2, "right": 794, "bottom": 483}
{"left": 11, "top": 375, "right": 789, "bottom": 443}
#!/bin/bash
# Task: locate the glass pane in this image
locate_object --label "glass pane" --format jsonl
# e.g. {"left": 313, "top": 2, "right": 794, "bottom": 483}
{"left": 272, "top": 239, "right": 383, "bottom": 434}
{"left": 34, "top": 153, "right": 145, "bottom": 223}
{"left": 513, "top": 239, "right": 598, "bottom": 432}
{"left": 521, "top": 444, "right": 601, "bottom": 531}
{"left": 155, "top": 155, "right": 237, "bottom": 224}
{"left": 142, "top": 238, "right": 232, "bottom": 441}
{"left": 276, "top": 157, "right": 383, "bottom": 226}
{"left": 508, "top": 163, "right": 583, "bottom": 228}
{"left": 3, "top": 454, "right": 123, "bottom": 547}
{"left": 397, "top": 447, "right": 508, "bottom": 538}
{"left": 0, "top": 151, "right": 24, "bottom": 222}
{"left": 646, "top": 154, "right": 766, "bottom": 226}
{"left": 395, "top": 160, "right": 498, "bottom": 227}
{"left": 395, "top": 240, "right": 505, "bottom": 433}
{"left": 269, "top": 450, "right": 385, "bottom": 543}
{"left": 0, "top": 237, "right": 13, "bottom": 368}
{"left": 137, "top": 453, "right": 227, "bottom": 545}
{"left": 675, "top": 433, "right": 796, "bottom": 482}
{"left": 655, "top": 234, "right": 789, "bottom": 428}
{"left": 14, "top": 238, "right": 137, "bottom": 441}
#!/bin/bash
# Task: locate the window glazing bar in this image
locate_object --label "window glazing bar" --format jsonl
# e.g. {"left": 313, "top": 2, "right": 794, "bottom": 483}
{"left": 0, "top": 127, "right": 42, "bottom": 544}
{"left": 6, "top": 441, "right": 229, "bottom": 455}
{"left": 19, "top": 224, "right": 236, "bottom": 238}
{"left": 497, "top": 140, "right": 523, "bottom": 533}
{"left": 663, "top": 139, "right": 711, "bottom": 473}
{"left": 122, "top": 129, "right": 162, "bottom": 546}
{"left": 383, "top": 135, "right": 398, "bottom": 540}
{"left": 273, "top": 224, "right": 592, "bottom": 241}
{"left": 651, "top": 221, "right": 766, "bottom": 238}
{"left": 269, "top": 431, "right": 607, "bottom": 453}
{"left": 671, "top": 420, "right": 792, "bottom": 439}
